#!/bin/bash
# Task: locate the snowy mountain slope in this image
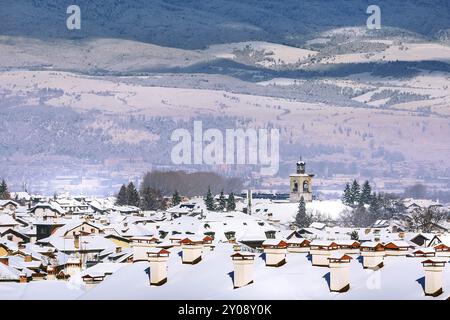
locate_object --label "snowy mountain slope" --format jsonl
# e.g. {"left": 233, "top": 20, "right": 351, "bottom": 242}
{"left": 1, "top": 0, "right": 450, "bottom": 49}
{"left": 2, "top": 34, "right": 450, "bottom": 75}
{"left": 2, "top": 70, "right": 450, "bottom": 181}
{"left": 1, "top": 1, "right": 450, "bottom": 193}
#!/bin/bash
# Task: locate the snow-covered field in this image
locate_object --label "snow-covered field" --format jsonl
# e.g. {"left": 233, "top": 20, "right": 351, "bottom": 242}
{"left": 204, "top": 41, "right": 318, "bottom": 68}
{"left": 321, "top": 42, "right": 450, "bottom": 65}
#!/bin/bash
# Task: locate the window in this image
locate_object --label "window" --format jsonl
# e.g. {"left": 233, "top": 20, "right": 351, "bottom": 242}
{"left": 303, "top": 181, "right": 309, "bottom": 192}
{"left": 293, "top": 181, "right": 298, "bottom": 192}
{"left": 265, "top": 231, "right": 276, "bottom": 239}
{"left": 224, "top": 231, "right": 236, "bottom": 240}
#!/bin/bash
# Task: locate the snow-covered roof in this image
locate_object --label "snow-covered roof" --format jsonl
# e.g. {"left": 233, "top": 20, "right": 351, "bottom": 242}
{"left": 68, "top": 243, "right": 450, "bottom": 300}
{"left": 0, "top": 261, "right": 21, "bottom": 281}
{"left": 46, "top": 235, "right": 117, "bottom": 253}
{"left": 0, "top": 214, "right": 19, "bottom": 226}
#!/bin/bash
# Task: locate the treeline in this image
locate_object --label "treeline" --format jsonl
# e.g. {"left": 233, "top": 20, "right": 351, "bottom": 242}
{"left": 204, "top": 187, "right": 236, "bottom": 212}
{"left": 115, "top": 170, "right": 243, "bottom": 211}
{"left": 404, "top": 183, "right": 450, "bottom": 203}
{"left": 116, "top": 182, "right": 167, "bottom": 211}
{"left": 141, "top": 170, "right": 242, "bottom": 197}
{"left": 341, "top": 180, "right": 405, "bottom": 227}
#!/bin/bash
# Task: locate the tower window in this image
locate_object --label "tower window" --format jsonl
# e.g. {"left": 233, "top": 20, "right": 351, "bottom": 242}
{"left": 303, "top": 181, "right": 309, "bottom": 192}
{"left": 293, "top": 182, "right": 298, "bottom": 192}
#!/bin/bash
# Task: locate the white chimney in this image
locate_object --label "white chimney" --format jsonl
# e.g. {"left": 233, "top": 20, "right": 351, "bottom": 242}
{"left": 262, "top": 240, "right": 288, "bottom": 267}
{"left": 181, "top": 237, "right": 204, "bottom": 264}
{"left": 328, "top": 253, "right": 353, "bottom": 292}
{"left": 74, "top": 233, "right": 80, "bottom": 250}
{"left": 231, "top": 252, "right": 255, "bottom": 288}
{"left": 309, "top": 240, "right": 338, "bottom": 267}
{"left": 131, "top": 237, "right": 159, "bottom": 262}
{"left": 422, "top": 259, "right": 447, "bottom": 297}
{"left": 360, "top": 242, "right": 385, "bottom": 269}
{"left": 46, "top": 265, "right": 56, "bottom": 280}
{"left": 147, "top": 248, "right": 171, "bottom": 286}
{"left": 66, "top": 255, "right": 82, "bottom": 277}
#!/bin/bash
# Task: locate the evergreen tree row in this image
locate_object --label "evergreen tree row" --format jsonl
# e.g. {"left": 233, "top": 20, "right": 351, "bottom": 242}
{"left": 116, "top": 181, "right": 167, "bottom": 211}
{"left": 342, "top": 180, "right": 376, "bottom": 208}
{"left": 204, "top": 186, "right": 236, "bottom": 212}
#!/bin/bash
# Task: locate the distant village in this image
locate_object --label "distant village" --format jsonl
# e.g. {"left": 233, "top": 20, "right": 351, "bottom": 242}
{"left": 1, "top": 161, "right": 450, "bottom": 299}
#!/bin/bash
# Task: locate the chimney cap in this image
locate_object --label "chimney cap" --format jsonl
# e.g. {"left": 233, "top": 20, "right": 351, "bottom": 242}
{"left": 231, "top": 252, "right": 255, "bottom": 260}
{"left": 328, "top": 253, "right": 353, "bottom": 263}
{"left": 147, "top": 248, "right": 170, "bottom": 257}
{"left": 422, "top": 258, "right": 447, "bottom": 267}
{"left": 262, "top": 239, "right": 288, "bottom": 248}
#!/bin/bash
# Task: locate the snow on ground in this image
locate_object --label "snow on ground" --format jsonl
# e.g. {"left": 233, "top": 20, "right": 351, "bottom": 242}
{"left": 252, "top": 200, "right": 348, "bottom": 224}
{"left": 0, "top": 280, "right": 85, "bottom": 300}
{"left": 204, "top": 41, "right": 318, "bottom": 67}
{"left": 321, "top": 42, "right": 450, "bottom": 65}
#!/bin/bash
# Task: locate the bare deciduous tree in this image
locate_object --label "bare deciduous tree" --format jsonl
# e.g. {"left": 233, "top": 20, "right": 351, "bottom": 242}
{"left": 408, "top": 206, "right": 448, "bottom": 233}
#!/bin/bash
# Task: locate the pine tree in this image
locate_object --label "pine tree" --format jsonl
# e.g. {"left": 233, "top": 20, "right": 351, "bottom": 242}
{"left": 369, "top": 192, "right": 381, "bottom": 214}
{"left": 204, "top": 186, "right": 215, "bottom": 211}
{"left": 141, "top": 187, "right": 166, "bottom": 211}
{"left": 350, "top": 180, "right": 360, "bottom": 207}
{"left": 218, "top": 190, "right": 226, "bottom": 211}
{"left": 342, "top": 183, "right": 352, "bottom": 206}
{"left": 116, "top": 184, "right": 128, "bottom": 205}
{"left": 0, "top": 179, "right": 10, "bottom": 200}
{"left": 226, "top": 192, "right": 236, "bottom": 211}
{"left": 295, "top": 196, "right": 312, "bottom": 228}
{"left": 350, "top": 230, "right": 359, "bottom": 241}
{"left": 360, "top": 181, "right": 372, "bottom": 205}
{"left": 172, "top": 190, "right": 181, "bottom": 206}
{"left": 126, "top": 182, "right": 140, "bottom": 207}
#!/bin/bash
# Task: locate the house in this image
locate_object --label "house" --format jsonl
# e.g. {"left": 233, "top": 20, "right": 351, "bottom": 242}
{"left": 53, "top": 198, "right": 90, "bottom": 215}
{"left": 53, "top": 221, "right": 104, "bottom": 238}
{"left": 34, "top": 220, "right": 66, "bottom": 241}
{"left": 408, "top": 233, "right": 434, "bottom": 247}
{"left": 425, "top": 235, "right": 450, "bottom": 248}
{"left": 80, "top": 263, "right": 126, "bottom": 287}
{"left": 1, "top": 229, "right": 30, "bottom": 245}
{"left": 0, "top": 214, "right": 20, "bottom": 233}
{"left": 30, "top": 203, "right": 65, "bottom": 218}
{"left": 104, "top": 234, "right": 131, "bottom": 249}
{"left": 0, "top": 258, "right": 21, "bottom": 282}
{"left": 0, "top": 242, "right": 16, "bottom": 257}
{"left": 0, "top": 200, "right": 19, "bottom": 212}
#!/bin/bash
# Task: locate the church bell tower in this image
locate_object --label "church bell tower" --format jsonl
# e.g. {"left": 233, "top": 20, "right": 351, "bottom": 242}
{"left": 289, "top": 159, "right": 314, "bottom": 202}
